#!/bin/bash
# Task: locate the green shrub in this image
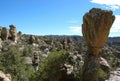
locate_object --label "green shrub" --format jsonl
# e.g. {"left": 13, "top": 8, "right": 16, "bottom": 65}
{"left": 30, "top": 50, "right": 70, "bottom": 81}
{"left": 98, "top": 68, "right": 108, "bottom": 81}
{"left": 0, "top": 46, "right": 34, "bottom": 81}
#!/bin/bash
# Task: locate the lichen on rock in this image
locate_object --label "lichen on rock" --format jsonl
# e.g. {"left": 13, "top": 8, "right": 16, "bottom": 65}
{"left": 82, "top": 8, "right": 115, "bottom": 81}
{"left": 82, "top": 8, "right": 115, "bottom": 56}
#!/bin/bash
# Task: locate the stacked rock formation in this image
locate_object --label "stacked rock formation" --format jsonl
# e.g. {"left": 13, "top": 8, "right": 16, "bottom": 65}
{"left": 29, "top": 35, "right": 35, "bottom": 44}
{"left": 0, "top": 38, "right": 2, "bottom": 50}
{"left": 32, "top": 52, "right": 39, "bottom": 71}
{"left": 0, "top": 25, "right": 18, "bottom": 42}
{"left": 9, "top": 24, "right": 17, "bottom": 42}
{"left": 0, "top": 27, "right": 2, "bottom": 50}
{"left": 82, "top": 8, "right": 115, "bottom": 81}
{"left": 1, "top": 27, "right": 9, "bottom": 41}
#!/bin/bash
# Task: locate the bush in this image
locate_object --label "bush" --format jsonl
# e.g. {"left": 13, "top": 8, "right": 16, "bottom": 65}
{"left": 30, "top": 50, "right": 84, "bottom": 81}
{"left": 30, "top": 50, "right": 71, "bottom": 81}
{"left": 0, "top": 46, "right": 33, "bottom": 81}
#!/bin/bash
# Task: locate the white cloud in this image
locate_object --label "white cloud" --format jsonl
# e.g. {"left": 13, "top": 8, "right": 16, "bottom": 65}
{"left": 110, "top": 5, "right": 120, "bottom": 10}
{"left": 69, "top": 26, "right": 82, "bottom": 35}
{"left": 90, "top": 0, "right": 120, "bottom": 10}
{"left": 111, "top": 15, "right": 120, "bottom": 32}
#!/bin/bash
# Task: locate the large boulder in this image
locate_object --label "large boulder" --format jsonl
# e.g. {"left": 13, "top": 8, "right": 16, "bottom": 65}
{"left": 100, "top": 57, "right": 111, "bottom": 73}
{"left": 9, "top": 24, "right": 17, "bottom": 42}
{"left": 106, "top": 71, "right": 120, "bottom": 81}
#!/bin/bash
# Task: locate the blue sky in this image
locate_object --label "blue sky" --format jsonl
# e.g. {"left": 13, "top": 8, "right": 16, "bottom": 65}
{"left": 0, "top": 0, "right": 120, "bottom": 37}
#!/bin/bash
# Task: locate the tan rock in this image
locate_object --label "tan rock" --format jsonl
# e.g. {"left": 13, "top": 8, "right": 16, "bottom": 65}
{"left": 9, "top": 24, "right": 17, "bottom": 42}
{"left": 82, "top": 8, "right": 115, "bottom": 56}
{"left": 29, "top": 35, "right": 35, "bottom": 44}
{"left": 0, "top": 27, "right": 2, "bottom": 38}
{"left": 32, "top": 52, "right": 39, "bottom": 71}
{"left": 0, "top": 38, "right": 2, "bottom": 49}
{"left": 0, "top": 27, "right": 2, "bottom": 30}
{"left": 82, "top": 8, "right": 115, "bottom": 81}
{"left": 1, "top": 27, "right": 9, "bottom": 40}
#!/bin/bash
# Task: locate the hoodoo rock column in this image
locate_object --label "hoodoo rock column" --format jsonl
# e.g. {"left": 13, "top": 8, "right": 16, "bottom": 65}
{"left": 82, "top": 8, "right": 115, "bottom": 81}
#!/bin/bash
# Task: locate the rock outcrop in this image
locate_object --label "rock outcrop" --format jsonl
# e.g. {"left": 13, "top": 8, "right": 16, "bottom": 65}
{"left": 9, "top": 24, "right": 17, "bottom": 42}
{"left": 82, "top": 8, "right": 115, "bottom": 56}
{"left": 106, "top": 71, "right": 120, "bottom": 81}
{"left": 0, "top": 27, "right": 2, "bottom": 38}
{"left": 100, "top": 57, "right": 111, "bottom": 73}
{"left": 0, "top": 25, "right": 18, "bottom": 42}
{"left": 29, "top": 35, "right": 35, "bottom": 44}
{"left": 32, "top": 52, "right": 40, "bottom": 71}
{"left": 0, "top": 38, "right": 2, "bottom": 50}
{"left": 82, "top": 8, "right": 115, "bottom": 81}
{"left": 1, "top": 27, "right": 9, "bottom": 40}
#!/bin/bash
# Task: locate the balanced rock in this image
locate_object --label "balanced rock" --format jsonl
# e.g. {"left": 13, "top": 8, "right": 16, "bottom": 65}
{"left": 82, "top": 8, "right": 115, "bottom": 56}
{"left": 82, "top": 8, "right": 115, "bottom": 81}
{"left": 9, "top": 24, "right": 17, "bottom": 42}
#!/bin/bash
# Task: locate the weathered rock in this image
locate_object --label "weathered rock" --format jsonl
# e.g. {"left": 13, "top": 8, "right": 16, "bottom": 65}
{"left": 64, "top": 64, "right": 73, "bottom": 75}
{"left": 17, "top": 31, "right": 22, "bottom": 37}
{"left": 1, "top": 27, "right": 9, "bottom": 40}
{"left": 100, "top": 57, "right": 111, "bottom": 73}
{"left": 82, "top": 8, "right": 115, "bottom": 81}
{"left": 0, "top": 27, "right": 2, "bottom": 38}
{"left": 82, "top": 8, "right": 115, "bottom": 56}
{"left": 0, "top": 38, "right": 2, "bottom": 50}
{"left": 32, "top": 52, "right": 40, "bottom": 71}
{"left": 106, "top": 71, "right": 120, "bottom": 81}
{"left": 9, "top": 24, "right": 17, "bottom": 42}
{"left": 62, "top": 38, "right": 68, "bottom": 50}
{"left": 29, "top": 35, "right": 35, "bottom": 44}
{"left": 0, "top": 71, "right": 11, "bottom": 81}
